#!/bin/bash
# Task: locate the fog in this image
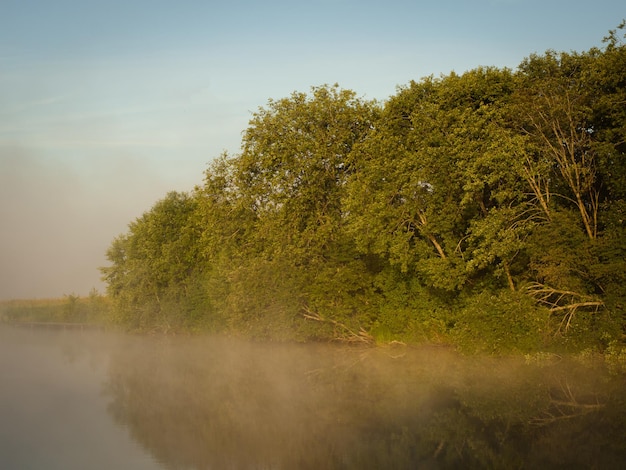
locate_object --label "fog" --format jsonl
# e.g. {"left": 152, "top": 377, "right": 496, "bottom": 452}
{"left": 0, "top": 146, "right": 208, "bottom": 301}
{"left": 1, "top": 325, "right": 625, "bottom": 469}
{"left": 0, "top": 326, "right": 159, "bottom": 469}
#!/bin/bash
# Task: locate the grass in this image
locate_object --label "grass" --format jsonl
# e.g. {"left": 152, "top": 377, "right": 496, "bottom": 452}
{"left": 0, "top": 294, "right": 110, "bottom": 325}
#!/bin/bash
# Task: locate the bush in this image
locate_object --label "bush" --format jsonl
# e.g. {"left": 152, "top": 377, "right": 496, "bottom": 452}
{"left": 451, "top": 290, "right": 550, "bottom": 353}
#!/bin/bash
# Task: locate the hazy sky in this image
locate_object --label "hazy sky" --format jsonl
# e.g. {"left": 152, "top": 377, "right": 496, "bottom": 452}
{"left": 0, "top": 0, "right": 623, "bottom": 300}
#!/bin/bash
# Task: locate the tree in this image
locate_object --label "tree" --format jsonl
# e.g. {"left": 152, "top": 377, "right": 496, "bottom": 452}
{"left": 99, "top": 25, "right": 626, "bottom": 349}
{"left": 234, "top": 85, "right": 378, "bottom": 260}
{"left": 346, "top": 68, "right": 528, "bottom": 291}
{"left": 511, "top": 30, "right": 626, "bottom": 337}
{"left": 514, "top": 50, "right": 603, "bottom": 239}
{"left": 225, "top": 84, "right": 381, "bottom": 337}
{"left": 101, "top": 191, "right": 204, "bottom": 330}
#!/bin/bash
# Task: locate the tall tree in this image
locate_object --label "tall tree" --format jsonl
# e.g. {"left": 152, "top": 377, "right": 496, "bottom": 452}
{"left": 225, "top": 85, "right": 380, "bottom": 337}
{"left": 101, "top": 191, "right": 203, "bottom": 330}
{"left": 346, "top": 68, "right": 528, "bottom": 291}
{"left": 514, "top": 51, "right": 603, "bottom": 239}
{"left": 235, "top": 84, "right": 378, "bottom": 260}
{"left": 511, "top": 29, "right": 626, "bottom": 335}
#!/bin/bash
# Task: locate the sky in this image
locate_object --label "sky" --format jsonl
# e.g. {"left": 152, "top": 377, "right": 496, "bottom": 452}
{"left": 0, "top": 0, "right": 624, "bottom": 300}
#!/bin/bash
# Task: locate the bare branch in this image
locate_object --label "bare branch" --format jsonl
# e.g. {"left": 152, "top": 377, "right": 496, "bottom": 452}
{"left": 526, "top": 283, "right": 604, "bottom": 334}
{"left": 530, "top": 378, "right": 605, "bottom": 426}
{"left": 302, "top": 305, "right": 374, "bottom": 345}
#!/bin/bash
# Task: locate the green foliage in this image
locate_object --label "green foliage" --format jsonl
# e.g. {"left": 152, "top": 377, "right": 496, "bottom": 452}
{"left": 0, "top": 292, "right": 110, "bottom": 325}
{"left": 451, "top": 290, "right": 550, "bottom": 353}
{"left": 605, "top": 340, "right": 626, "bottom": 375}
{"left": 368, "top": 266, "right": 453, "bottom": 344}
{"left": 235, "top": 84, "right": 379, "bottom": 262}
{"left": 345, "top": 67, "right": 530, "bottom": 293}
{"left": 100, "top": 25, "right": 626, "bottom": 353}
{"left": 101, "top": 191, "right": 213, "bottom": 332}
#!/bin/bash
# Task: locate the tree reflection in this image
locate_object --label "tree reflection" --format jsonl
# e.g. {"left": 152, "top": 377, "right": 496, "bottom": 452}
{"left": 104, "top": 337, "right": 626, "bottom": 469}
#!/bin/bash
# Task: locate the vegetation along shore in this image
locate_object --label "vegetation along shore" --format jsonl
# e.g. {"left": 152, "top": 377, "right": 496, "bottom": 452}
{"left": 5, "top": 24, "right": 626, "bottom": 363}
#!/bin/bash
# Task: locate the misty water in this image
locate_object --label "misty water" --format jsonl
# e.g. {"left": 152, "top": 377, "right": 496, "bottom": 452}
{"left": 1, "top": 325, "right": 625, "bottom": 469}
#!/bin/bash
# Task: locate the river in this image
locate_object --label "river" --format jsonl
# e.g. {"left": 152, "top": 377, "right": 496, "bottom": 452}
{"left": 1, "top": 325, "right": 624, "bottom": 469}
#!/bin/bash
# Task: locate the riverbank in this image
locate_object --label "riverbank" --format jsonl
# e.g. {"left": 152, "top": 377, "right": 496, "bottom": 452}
{"left": 2, "top": 295, "right": 626, "bottom": 375}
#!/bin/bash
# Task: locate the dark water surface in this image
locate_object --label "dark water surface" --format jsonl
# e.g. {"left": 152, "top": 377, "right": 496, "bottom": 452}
{"left": 1, "top": 325, "right": 625, "bottom": 469}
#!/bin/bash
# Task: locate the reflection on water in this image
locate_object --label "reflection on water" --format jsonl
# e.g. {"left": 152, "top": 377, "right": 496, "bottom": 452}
{"left": 2, "top": 326, "right": 625, "bottom": 469}
{"left": 106, "top": 335, "right": 626, "bottom": 469}
{"left": 0, "top": 326, "right": 161, "bottom": 470}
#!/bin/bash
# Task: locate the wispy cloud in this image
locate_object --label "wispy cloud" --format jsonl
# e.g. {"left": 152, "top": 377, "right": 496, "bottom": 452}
{"left": 0, "top": 94, "right": 71, "bottom": 115}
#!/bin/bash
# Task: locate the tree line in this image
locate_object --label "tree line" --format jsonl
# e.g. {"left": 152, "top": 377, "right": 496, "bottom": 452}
{"left": 101, "top": 24, "right": 626, "bottom": 352}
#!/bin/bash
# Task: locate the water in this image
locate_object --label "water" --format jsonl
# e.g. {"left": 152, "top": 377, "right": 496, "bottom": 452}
{"left": 0, "top": 326, "right": 159, "bottom": 470}
{"left": 1, "top": 325, "right": 625, "bottom": 469}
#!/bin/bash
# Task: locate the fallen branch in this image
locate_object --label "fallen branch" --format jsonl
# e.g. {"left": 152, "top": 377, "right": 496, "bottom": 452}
{"left": 526, "top": 283, "right": 604, "bottom": 334}
{"left": 530, "top": 378, "right": 605, "bottom": 426}
{"left": 302, "top": 306, "right": 374, "bottom": 345}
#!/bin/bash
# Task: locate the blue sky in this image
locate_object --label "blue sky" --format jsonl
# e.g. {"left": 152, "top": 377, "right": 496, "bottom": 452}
{"left": 0, "top": 0, "right": 624, "bottom": 299}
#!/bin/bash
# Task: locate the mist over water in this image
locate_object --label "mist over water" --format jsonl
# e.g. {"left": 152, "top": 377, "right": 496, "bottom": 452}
{"left": 1, "top": 325, "right": 625, "bottom": 469}
{"left": 0, "top": 326, "right": 159, "bottom": 469}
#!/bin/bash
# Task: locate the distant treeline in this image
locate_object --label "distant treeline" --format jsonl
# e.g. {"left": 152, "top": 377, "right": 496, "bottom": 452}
{"left": 101, "top": 24, "right": 626, "bottom": 353}
{"left": 1, "top": 291, "right": 109, "bottom": 325}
